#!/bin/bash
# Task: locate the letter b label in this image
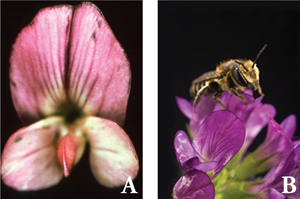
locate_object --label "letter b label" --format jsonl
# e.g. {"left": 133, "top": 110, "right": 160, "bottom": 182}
{"left": 282, "top": 176, "right": 296, "bottom": 194}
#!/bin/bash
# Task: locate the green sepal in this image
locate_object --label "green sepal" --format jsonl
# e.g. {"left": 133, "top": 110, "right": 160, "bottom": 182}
{"left": 234, "top": 151, "right": 275, "bottom": 181}
{"left": 185, "top": 122, "right": 194, "bottom": 141}
{"left": 215, "top": 181, "right": 262, "bottom": 199}
{"left": 224, "top": 149, "right": 243, "bottom": 171}
{"left": 213, "top": 168, "right": 231, "bottom": 190}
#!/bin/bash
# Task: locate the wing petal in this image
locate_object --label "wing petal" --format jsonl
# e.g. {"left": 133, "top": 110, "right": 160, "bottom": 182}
{"left": 1, "top": 117, "right": 64, "bottom": 191}
{"left": 83, "top": 116, "right": 138, "bottom": 187}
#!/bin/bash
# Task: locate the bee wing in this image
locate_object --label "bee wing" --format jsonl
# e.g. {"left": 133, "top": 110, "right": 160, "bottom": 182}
{"left": 191, "top": 71, "right": 221, "bottom": 84}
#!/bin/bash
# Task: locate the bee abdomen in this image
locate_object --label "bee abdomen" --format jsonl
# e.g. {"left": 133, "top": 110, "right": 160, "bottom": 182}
{"left": 189, "top": 81, "right": 205, "bottom": 97}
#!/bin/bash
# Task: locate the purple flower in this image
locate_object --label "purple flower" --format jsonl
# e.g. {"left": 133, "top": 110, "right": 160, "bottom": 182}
{"left": 173, "top": 170, "right": 215, "bottom": 199}
{"left": 246, "top": 116, "right": 300, "bottom": 198}
{"left": 173, "top": 110, "right": 245, "bottom": 198}
{"left": 234, "top": 117, "right": 295, "bottom": 180}
{"left": 248, "top": 141, "right": 300, "bottom": 199}
{"left": 176, "top": 90, "right": 276, "bottom": 154}
{"left": 173, "top": 90, "right": 299, "bottom": 198}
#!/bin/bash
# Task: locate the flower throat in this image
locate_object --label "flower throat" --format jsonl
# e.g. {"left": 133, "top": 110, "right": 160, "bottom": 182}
{"left": 56, "top": 102, "right": 84, "bottom": 125}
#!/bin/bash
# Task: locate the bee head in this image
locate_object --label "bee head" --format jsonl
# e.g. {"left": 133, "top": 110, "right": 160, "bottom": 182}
{"left": 232, "top": 60, "right": 263, "bottom": 96}
{"left": 231, "top": 45, "right": 267, "bottom": 96}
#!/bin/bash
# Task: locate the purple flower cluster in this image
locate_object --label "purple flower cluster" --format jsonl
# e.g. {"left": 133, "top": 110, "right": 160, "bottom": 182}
{"left": 173, "top": 90, "right": 299, "bottom": 199}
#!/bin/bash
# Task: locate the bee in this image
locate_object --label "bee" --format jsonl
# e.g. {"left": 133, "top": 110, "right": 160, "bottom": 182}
{"left": 190, "top": 44, "right": 267, "bottom": 111}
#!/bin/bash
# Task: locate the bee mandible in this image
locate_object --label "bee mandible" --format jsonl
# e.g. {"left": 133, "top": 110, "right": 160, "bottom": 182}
{"left": 190, "top": 44, "right": 267, "bottom": 112}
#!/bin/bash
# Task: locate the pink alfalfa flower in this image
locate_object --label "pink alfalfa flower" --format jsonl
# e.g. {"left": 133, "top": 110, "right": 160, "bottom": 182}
{"left": 1, "top": 2, "right": 139, "bottom": 191}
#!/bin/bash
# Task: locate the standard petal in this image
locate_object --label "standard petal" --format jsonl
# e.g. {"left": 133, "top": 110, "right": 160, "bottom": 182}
{"left": 192, "top": 110, "right": 245, "bottom": 178}
{"left": 174, "top": 130, "right": 198, "bottom": 169}
{"left": 173, "top": 169, "right": 215, "bottom": 199}
{"left": 10, "top": 5, "right": 72, "bottom": 124}
{"left": 68, "top": 2, "right": 131, "bottom": 126}
{"left": 83, "top": 116, "right": 138, "bottom": 187}
{"left": 1, "top": 117, "right": 64, "bottom": 191}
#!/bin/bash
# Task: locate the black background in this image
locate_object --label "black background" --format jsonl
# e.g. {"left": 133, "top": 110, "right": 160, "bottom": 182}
{"left": 159, "top": 1, "right": 300, "bottom": 199}
{"left": 1, "top": 1, "right": 142, "bottom": 199}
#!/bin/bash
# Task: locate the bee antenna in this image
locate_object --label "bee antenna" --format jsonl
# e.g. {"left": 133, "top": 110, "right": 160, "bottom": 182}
{"left": 252, "top": 44, "right": 267, "bottom": 68}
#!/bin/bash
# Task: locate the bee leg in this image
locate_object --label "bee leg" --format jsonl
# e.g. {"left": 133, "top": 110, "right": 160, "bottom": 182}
{"left": 257, "top": 86, "right": 264, "bottom": 96}
{"left": 193, "top": 86, "right": 209, "bottom": 112}
{"left": 229, "top": 88, "right": 248, "bottom": 105}
{"left": 212, "top": 91, "right": 226, "bottom": 109}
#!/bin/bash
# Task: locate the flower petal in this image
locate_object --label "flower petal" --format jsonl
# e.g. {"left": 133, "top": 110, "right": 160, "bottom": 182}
{"left": 56, "top": 132, "right": 86, "bottom": 178}
{"left": 189, "top": 93, "right": 217, "bottom": 136}
{"left": 68, "top": 2, "right": 131, "bottom": 126}
{"left": 254, "top": 118, "right": 294, "bottom": 169}
{"left": 176, "top": 97, "right": 193, "bottom": 119}
{"left": 227, "top": 92, "right": 255, "bottom": 121}
{"left": 260, "top": 188, "right": 286, "bottom": 199}
{"left": 265, "top": 144, "right": 298, "bottom": 190}
{"left": 83, "top": 116, "right": 139, "bottom": 187}
{"left": 1, "top": 117, "right": 65, "bottom": 191}
{"left": 174, "top": 130, "right": 198, "bottom": 169}
{"left": 9, "top": 5, "right": 72, "bottom": 124}
{"left": 173, "top": 169, "right": 215, "bottom": 199}
{"left": 243, "top": 89, "right": 253, "bottom": 96}
{"left": 289, "top": 141, "right": 300, "bottom": 187}
{"left": 189, "top": 92, "right": 232, "bottom": 136}
{"left": 280, "top": 114, "right": 297, "bottom": 139}
{"left": 242, "top": 103, "right": 276, "bottom": 152}
{"left": 192, "top": 110, "right": 245, "bottom": 177}
{"left": 283, "top": 189, "right": 300, "bottom": 199}
{"left": 192, "top": 161, "right": 218, "bottom": 172}
{"left": 10, "top": 2, "right": 130, "bottom": 127}
{"left": 249, "top": 142, "right": 300, "bottom": 194}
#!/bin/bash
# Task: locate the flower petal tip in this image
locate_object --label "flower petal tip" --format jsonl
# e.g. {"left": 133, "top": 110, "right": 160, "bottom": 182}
{"left": 176, "top": 96, "right": 193, "bottom": 119}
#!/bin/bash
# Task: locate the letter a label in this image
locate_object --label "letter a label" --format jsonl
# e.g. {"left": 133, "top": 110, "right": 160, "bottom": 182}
{"left": 121, "top": 176, "right": 138, "bottom": 194}
{"left": 282, "top": 176, "right": 296, "bottom": 194}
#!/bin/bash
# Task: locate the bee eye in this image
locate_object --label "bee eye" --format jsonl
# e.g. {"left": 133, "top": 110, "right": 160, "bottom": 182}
{"left": 232, "top": 67, "right": 248, "bottom": 86}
